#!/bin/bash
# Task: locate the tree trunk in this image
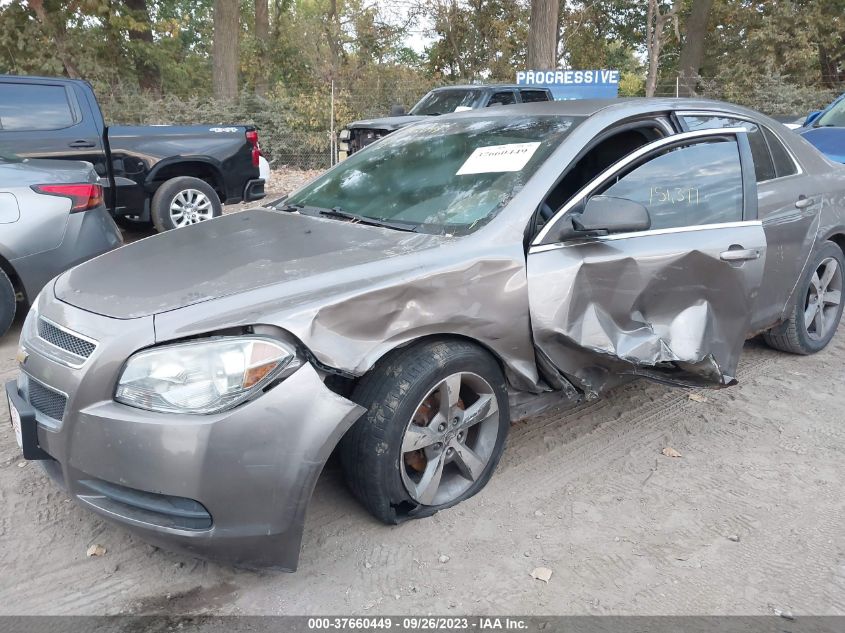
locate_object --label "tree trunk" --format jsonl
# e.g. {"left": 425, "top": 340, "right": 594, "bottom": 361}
{"left": 213, "top": 0, "right": 240, "bottom": 101}
{"left": 645, "top": 0, "right": 680, "bottom": 97}
{"left": 254, "top": 0, "right": 269, "bottom": 96}
{"left": 677, "top": 0, "right": 714, "bottom": 96}
{"left": 28, "top": 0, "right": 80, "bottom": 78}
{"left": 527, "top": 0, "right": 559, "bottom": 70}
{"left": 124, "top": 0, "right": 161, "bottom": 94}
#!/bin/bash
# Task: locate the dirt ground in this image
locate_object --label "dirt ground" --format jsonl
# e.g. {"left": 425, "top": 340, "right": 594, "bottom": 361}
{"left": 0, "top": 171, "right": 843, "bottom": 616}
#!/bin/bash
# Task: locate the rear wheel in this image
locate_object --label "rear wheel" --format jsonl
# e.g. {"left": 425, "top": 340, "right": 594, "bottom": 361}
{"left": 764, "top": 241, "right": 845, "bottom": 354}
{"left": 151, "top": 176, "right": 222, "bottom": 232}
{"left": 0, "top": 269, "right": 16, "bottom": 337}
{"left": 339, "top": 339, "right": 510, "bottom": 524}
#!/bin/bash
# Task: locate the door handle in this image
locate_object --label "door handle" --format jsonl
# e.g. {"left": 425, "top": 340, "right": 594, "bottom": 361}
{"left": 720, "top": 248, "right": 760, "bottom": 262}
{"left": 795, "top": 196, "right": 813, "bottom": 209}
{"left": 68, "top": 140, "right": 96, "bottom": 149}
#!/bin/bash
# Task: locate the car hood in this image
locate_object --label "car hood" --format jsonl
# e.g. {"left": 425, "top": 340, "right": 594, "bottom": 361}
{"left": 798, "top": 126, "right": 845, "bottom": 163}
{"left": 347, "top": 115, "right": 428, "bottom": 132}
{"left": 54, "top": 208, "right": 447, "bottom": 319}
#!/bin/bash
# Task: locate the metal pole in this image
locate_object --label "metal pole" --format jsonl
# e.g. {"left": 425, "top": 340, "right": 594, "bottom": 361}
{"left": 676, "top": 75, "right": 679, "bottom": 98}
{"left": 330, "top": 80, "right": 335, "bottom": 167}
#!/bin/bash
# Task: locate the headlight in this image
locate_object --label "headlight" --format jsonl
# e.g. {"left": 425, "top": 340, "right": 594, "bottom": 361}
{"left": 339, "top": 129, "right": 351, "bottom": 140}
{"left": 115, "top": 337, "right": 301, "bottom": 414}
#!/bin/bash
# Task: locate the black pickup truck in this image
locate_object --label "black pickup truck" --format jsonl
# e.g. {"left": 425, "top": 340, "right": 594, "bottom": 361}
{"left": 338, "top": 84, "right": 553, "bottom": 158}
{"left": 0, "top": 75, "right": 265, "bottom": 231}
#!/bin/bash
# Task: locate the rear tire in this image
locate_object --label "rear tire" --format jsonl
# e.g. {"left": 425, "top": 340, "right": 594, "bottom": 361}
{"left": 151, "top": 176, "right": 222, "bottom": 232}
{"left": 764, "top": 241, "right": 845, "bottom": 354}
{"left": 339, "top": 339, "right": 510, "bottom": 524}
{"left": 0, "top": 269, "right": 16, "bottom": 338}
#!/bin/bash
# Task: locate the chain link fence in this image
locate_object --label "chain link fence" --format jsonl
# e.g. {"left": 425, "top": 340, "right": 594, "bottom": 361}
{"left": 98, "top": 74, "right": 842, "bottom": 171}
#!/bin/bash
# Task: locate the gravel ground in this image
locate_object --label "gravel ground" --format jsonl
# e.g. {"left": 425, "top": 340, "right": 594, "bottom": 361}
{"left": 0, "top": 169, "right": 843, "bottom": 615}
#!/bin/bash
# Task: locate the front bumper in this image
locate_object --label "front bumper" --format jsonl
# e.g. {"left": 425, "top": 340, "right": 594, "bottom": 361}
{"left": 9, "top": 293, "right": 365, "bottom": 570}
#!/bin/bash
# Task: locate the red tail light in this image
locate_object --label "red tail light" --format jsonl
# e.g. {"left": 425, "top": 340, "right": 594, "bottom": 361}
{"left": 32, "top": 183, "right": 104, "bottom": 212}
{"left": 246, "top": 129, "right": 262, "bottom": 168}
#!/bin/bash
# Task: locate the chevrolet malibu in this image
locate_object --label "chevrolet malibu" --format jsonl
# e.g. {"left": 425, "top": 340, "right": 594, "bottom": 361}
{"left": 7, "top": 99, "right": 845, "bottom": 570}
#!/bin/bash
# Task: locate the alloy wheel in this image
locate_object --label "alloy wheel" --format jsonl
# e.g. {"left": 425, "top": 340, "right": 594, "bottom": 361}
{"left": 170, "top": 189, "right": 214, "bottom": 227}
{"left": 805, "top": 256, "right": 842, "bottom": 340}
{"left": 400, "top": 372, "right": 500, "bottom": 506}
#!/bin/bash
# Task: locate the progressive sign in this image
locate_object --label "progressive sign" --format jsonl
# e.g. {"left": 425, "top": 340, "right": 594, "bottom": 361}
{"left": 516, "top": 69, "right": 620, "bottom": 100}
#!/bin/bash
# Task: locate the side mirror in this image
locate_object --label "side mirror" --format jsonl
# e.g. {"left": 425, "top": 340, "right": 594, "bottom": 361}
{"left": 572, "top": 195, "right": 651, "bottom": 234}
{"left": 389, "top": 104, "right": 406, "bottom": 117}
{"left": 805, "top": 110, "right": 822, "bottom": 126}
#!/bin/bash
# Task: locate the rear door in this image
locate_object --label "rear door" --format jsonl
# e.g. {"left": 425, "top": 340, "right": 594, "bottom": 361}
{"left": 527, "top": 128, "right": 767, "bottom": 397}
{"left": 0, "top": 79, "right": 107, "bottom": 174}
{"left": 679, "top": 112, "right": 815, "bottom": 330}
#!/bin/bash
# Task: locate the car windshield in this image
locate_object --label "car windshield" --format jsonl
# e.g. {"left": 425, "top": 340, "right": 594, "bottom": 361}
{"left": 816, "top": 98, "right": 845, "bottom": 127}
{"left": 283, "top": 115, "right": 581, "bottom": 235}
{"left": 409, "top": 90, "right": 480, "bottom": 115}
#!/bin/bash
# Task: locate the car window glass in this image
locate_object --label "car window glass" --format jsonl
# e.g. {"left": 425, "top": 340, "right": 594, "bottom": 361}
{"left": 596, "top": 139, "right": 743, "bottom": 231}
{"left": 682, "top": 115, "right": 775, "bottom": 182}
{"left": 763, "top": 127, "right": 798, "bottom": 177}
{"left": 520, "top": 90, "right": 550, "bottom": 103}
{"left": 409, "top": 90, "right": 477, "bottom": 115}
{"left": 0, "top": 83, "right": 75, "bottom": 131}
{"left": 815, "top": 97, "right": 845, "bottom": 127}
{"left": 286, "top": 115, "right": 582, "bottom": 235}
{"left": 488, "top": 91, "right": 516, "bottom": 106}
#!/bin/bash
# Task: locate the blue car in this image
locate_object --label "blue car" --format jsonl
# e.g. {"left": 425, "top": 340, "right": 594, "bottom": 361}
{"left": 799, "top": 93, "right": 845, "bottom": 163}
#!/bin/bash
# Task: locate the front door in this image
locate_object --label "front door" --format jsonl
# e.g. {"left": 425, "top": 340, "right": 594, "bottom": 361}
{"left": 527, "top": 128, "right": 767, "bottom": 398}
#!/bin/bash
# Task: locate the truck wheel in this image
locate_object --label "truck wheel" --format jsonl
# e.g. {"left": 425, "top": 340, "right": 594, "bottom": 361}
{"left": 339, "top": 339, "right": 510, "bottom": 524}
{"left": 0, "top": 269, "right": 16, "bottom": 338}
{"left": 151, "top": 177, "right": 222, "bottom": 232}
{"left": 764, "top": 241, "right": 845, "bottom": 354}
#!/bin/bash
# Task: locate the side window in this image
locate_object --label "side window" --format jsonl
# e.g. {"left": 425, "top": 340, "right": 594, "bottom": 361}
{"left": 597, "top": 139, "right": 744, "bottom": 231}
{"left": 763, "top": 127, "right": 798, "bottom": 178}
{"left": 682, "top": 115, "right": 775, "bottom": 183}
{"left": 520, "top": 90, "right": 550, "bottom": 103}
{"left": 488, "top": 91, "right": 516, "bottom": 106}
{"left": 0, "top": 83, "right": 76, "bottom": 131}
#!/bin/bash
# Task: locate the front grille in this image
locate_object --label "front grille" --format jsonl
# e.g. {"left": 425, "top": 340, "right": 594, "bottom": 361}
{"left": 27, "top": 379, "right": 67, "bottom": 421}
{"left": 37, "top": 318, "right": 96, "bottom": 360}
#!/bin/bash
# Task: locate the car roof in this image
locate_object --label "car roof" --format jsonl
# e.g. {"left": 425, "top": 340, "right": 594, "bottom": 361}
{"left": 430, "top": 84, "right": 549, "bottom": 93}
{"left": 440, "top": 97, "right": 775, "bottom": 121}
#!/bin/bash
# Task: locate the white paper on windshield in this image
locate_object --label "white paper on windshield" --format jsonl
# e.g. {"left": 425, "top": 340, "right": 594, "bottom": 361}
{"left": 456, "top": 142, "right": 541, "bottom": 175}
{"left": 453, "top": 106, "right": 472, "bottom": 112}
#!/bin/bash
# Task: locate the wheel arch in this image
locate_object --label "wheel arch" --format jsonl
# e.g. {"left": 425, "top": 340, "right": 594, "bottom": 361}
{"left": 0, "top": 250, "right": 26, "bottom": 304}
{"left": 321, "top": 332, "right": 519, "bottom": 401}
{"left": 146, "top": 159, "right": 226, "bottom": 200}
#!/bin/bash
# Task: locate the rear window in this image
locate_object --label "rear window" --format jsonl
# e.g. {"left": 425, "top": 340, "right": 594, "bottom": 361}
{"left": 763, "top": 127, "right": 798, "bottom": 178}
{"left": 0, "top": 83, "right": 76, "bottom": 131}
{"left": 520, "top": 90, "right": 550, "bottom": 103}
{"left": 682, "top": 114, "right": 776, "bottom": 182}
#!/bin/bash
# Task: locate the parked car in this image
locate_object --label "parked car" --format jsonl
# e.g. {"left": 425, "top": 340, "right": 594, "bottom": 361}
{"left": 0, "top": 75, "right": 265, "bottom": 231}
{"left": 798, "top": 93, "right": 845, "bottom": 163}
{"left": 338, "top": 84, "right": 553, "bottom": 158}
{"left": 8, "top": 98, "right": 845, "bottom": 571}
{"left": 0, "top": 156, "right": 122, "bottom": 336}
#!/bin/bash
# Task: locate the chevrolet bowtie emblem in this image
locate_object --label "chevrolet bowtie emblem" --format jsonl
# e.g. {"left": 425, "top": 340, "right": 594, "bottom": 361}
{"left": 15, "top": 347, "right": 28, "bottom": 365}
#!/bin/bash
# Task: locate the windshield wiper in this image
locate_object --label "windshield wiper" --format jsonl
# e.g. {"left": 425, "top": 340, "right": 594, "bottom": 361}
{"left": 312, "top": 206, "right": 418, "bottom": 233}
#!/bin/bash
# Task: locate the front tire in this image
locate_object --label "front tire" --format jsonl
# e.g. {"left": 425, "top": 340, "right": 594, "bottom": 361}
{"left": 0, "top": 269, "right": 17, "bottom": 337}
{"left": 340, "top": 339, "right": 510, "bottom": 524}
{"left": 764, "top": 241, "right": 845, "bottom": 354}
{"left": 151, "top": 176, "right": 222, "bottom": 232}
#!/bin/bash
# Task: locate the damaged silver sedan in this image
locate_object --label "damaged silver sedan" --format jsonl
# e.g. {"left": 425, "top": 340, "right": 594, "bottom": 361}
{"left": 7, "top": 99, "right": 845, "bottom": 570}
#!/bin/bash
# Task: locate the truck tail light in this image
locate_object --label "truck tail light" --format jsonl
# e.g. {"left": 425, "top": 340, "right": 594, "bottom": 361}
{"left": 246, "top": 129, "right": 262, "bottom": 168}
{"left": 32, "top": 183, "right": 104, "bottom": 212}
